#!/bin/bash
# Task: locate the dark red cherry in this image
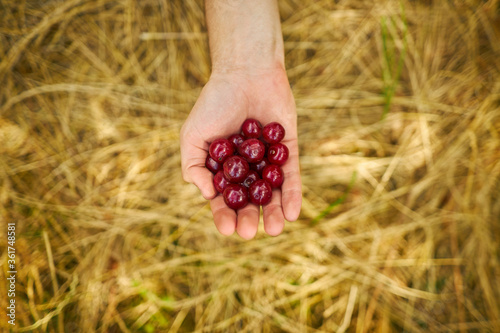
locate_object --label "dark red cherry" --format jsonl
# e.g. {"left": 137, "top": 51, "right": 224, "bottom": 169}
{"left": 209, "top": 138, "right": 235, "bottom": 163}
{"left": 205, "top": 155, "right": 222, "bottom": 174}
{"left": 238, "top": 139, "right": 265, "bottom": 163}
{"left": 241, "top": 170, "right": 260, "bottom": 188}
{"left": 241, "top": 119, "right": 262, "bottom": 138}
{"left": 267, "top": 143, "right": 289, "bottom": 165}
{"left": 262, "top": 164, "right": 284, "bottom": 188}
{"left": 248, "top": 179, "right": 272, "bottom": 205}
{"left": 262, "top": 122, "right": 285, "bottom": 144}
{"left": 223, "top": 184, "right": 248, "bottom": 210}
{"left": 250, "top": 158, "right": 270, "bottom": 175}
{"left": 214, "top": 171, "right": 231, "bottom": 193}
{"left": 223, "top": 155, "right": 250, "bottom": 183}
{"left": 228, "top": 134, "right": 245, "bottom": 149}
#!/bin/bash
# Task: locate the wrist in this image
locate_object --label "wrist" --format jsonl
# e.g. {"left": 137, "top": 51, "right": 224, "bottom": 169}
{"left": 211, "top": 59, "right": 285, "bottom": 77}
{"left": 209, "top": 66, "right": 288, "bottom": 88}
{"left": 205, "top": 0, "right": 285, "bottom": 76}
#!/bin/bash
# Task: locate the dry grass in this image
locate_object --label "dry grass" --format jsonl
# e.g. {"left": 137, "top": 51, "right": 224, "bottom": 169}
{"left": 1, "top": 0, "right": 500, "bottom": 332}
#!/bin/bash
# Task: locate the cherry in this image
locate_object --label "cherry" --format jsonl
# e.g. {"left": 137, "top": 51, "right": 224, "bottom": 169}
{"left": 248, "top": 179, "right": 272, "bottom": 205}
{"left": 238, "top": 138, "right": 265, "bottom": 163}
{"left": 223, "top": 155, "right": 249, "bottom": 183}
{"left": 262, "top": 164, "right": 284, "bottom": 188}
{"left": 204, "top": 120, "right": 289, "bottom": 211}
{"left": 228, "top": 134, "right": 245, "bottom": 149}
{"left": 223, "top": 184, "right": 248, "bottom": 210}
{"left": 241, "top": 118, "right": 262, "bottom": 138}
{"left": 250, "top": 158, "right": 270, "bottom": 175}
{"left": 213, "top": 171, "right": 231, "bottom": 193}
{"left": 205, "top": 155, "right": 222, "bottom": 174}
{"left": 209, "top": 138, "right": 235, "bottom": 163}
{"left": 241, "top": 170, "right": 260, "bottom": 188}
{"left": 267, "top": 143, "right": 289, "bottom": 165}
{"left": 262, "top": 122, "right": 285, "bottom": 144}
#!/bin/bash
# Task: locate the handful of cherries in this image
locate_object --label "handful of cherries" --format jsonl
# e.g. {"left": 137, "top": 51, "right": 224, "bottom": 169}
{"left": 205, "top": 119, "right": 289, "bottom": 210}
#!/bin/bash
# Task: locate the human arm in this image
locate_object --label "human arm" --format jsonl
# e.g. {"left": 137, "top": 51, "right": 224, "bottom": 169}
{"left": 180, "top": 0, "right": 302, "bottom": 239}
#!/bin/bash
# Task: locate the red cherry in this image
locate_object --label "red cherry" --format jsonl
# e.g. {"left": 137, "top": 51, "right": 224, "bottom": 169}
{"left": 205, "top": 155, "right": 222, "bottom": 174}
{"left": 241, "top": 170, "right": 260, "bottom": 188}
{"left": 223, "top": 184, "right": 248, "bottom": 210}
{"left": 262, "top": 122, "right": 285, "bottom": 144}
{"left": 267, "top": 143, "right": 289, "bottom": 165}
{"left": 262, "top": 164, "right": 284, "bottom": 188}
{"left": 228, "top": 134, "right": 245, "bottom": 149}
{"left": 213, "top": 171, "right": 230, "bottom": 193}
{"left": 248, "top": 179, "right": 272, "bottom": 205}
{"left": 223, "top": 155, "right": 250, "bottom": 183}
{"left": 209, "top": 138, "right": 235, "bottom": 163}
{"left": 250, "top": 158, "right": 270, "bottom": 175}
{"left": 241, "top": 119, "right": 262, "bottom": 138}
{"left": 238, "top": 138, "right": 265, "bottom": 163}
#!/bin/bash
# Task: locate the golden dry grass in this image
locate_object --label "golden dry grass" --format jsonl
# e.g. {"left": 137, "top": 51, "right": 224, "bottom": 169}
{"left": 1, "top": 0, "right": 500, "bottom": 332}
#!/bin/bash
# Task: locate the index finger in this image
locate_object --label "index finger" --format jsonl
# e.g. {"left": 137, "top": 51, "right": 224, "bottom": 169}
{"left": 210, "top": 195, "right": 237, "bottom": 236}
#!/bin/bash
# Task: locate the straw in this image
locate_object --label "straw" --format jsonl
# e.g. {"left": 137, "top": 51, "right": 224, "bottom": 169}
{"left": 0, "top": 0, "right": 499, "bottom": 331}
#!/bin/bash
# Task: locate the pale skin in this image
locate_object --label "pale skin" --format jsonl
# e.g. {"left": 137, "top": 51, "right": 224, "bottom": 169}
{"left": 180, "top": 0, "right": 302, "bottom": 239}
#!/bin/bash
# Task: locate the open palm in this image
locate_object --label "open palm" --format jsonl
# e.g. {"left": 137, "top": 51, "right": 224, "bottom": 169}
{"left": 180, "top": 68, "right": 302, "bottom": 239}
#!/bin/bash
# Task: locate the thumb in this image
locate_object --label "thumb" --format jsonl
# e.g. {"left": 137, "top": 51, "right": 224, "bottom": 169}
{"left": 180, "top": 122, "right": 218, "bottom": 200}
{"left": 185, "top": 165, "right": 217, "bottom": 200}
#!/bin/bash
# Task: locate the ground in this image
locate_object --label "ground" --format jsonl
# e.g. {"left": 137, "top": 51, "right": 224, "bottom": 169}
{"left": 0, "top": 0, "right": 499, "bottom": 332}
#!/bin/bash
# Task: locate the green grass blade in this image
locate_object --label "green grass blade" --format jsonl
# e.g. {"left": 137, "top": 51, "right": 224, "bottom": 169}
{"left": 310, "top": 171, "right": 357, "bottom": 226}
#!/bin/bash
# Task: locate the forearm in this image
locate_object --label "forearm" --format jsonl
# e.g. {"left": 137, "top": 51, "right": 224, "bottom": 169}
{"left": 205, "top": 0, "right": 285, "bottom": 74}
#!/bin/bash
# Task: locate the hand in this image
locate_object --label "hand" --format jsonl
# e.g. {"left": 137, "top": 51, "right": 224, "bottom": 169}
{"left": 180, "top": 68, "right": 302, "bottom": 239}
